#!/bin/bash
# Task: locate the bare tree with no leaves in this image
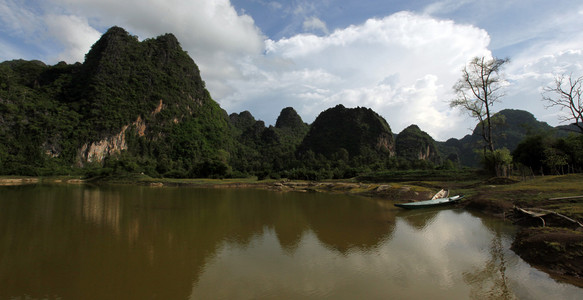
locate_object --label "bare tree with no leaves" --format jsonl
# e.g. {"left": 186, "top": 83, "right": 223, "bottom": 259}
{"left": 542, "top": 74, "right": 583, "bottom": 134}
{"left": 450, "top": 56, "right": 509, "bottom": 152}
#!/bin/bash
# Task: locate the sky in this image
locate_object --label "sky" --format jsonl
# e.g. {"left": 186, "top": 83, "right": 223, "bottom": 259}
{"left": 1, "top": 0, "right": 583, "bottom": 140}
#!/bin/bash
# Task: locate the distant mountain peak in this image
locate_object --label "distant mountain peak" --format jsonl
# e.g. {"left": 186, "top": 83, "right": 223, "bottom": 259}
{"left": 403, "top": 124, "right": 421, "bottom": 131}
{"left": 299, "top": 105, "right": 394, "bottom": 158}
{"left": 395, "top": 124, "right": 440, "bottom": 163}
{"left": 275, "top": 107, "right": 306, "bottom": 130}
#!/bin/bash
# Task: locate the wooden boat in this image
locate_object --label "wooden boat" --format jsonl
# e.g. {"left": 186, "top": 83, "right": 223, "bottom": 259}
{"left": 394, "top": 190, "right": 464, "bottom": 209}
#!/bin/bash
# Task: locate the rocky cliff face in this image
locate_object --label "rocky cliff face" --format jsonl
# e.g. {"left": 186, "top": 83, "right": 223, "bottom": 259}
{"left": 77, "top": 99, "right": 166, "bottom": 165}
{"left": 75, "top": 26, "right": 213, "bottom": 138}
{"left": 78, "top": 113, "right": 148, "bottom": 165}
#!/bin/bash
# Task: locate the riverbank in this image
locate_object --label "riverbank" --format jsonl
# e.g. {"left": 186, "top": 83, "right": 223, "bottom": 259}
{"left": 2, "top": 173, "right": 582, "bottom": 286}
{"left": 458, "top": 174, "right": 583, "bottom": 287}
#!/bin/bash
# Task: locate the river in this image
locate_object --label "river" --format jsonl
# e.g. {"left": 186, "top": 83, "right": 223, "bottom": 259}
{"left": 0, "top": 184, "right": 581, "bottom": 299}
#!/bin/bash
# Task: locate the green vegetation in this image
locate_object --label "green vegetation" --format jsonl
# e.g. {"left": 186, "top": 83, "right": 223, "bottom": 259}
{"left": 481, "top": 148, "right": 513, "bottom": 177}
{"left": 298, "top": 104, "right": 393, "bottom": 158}
{"left": 2, "top": 26, "right": 583, "bottom": 181}
{"left": 356, "top": 169, "right": 482, "bottom": 182}
{"left": 1, "top": 27, "right": 231, "bottom": 178}
{"left": 513, "top": 133, "right": 583, "bottom": 175}
{"left": 395, "top": 124, "right": 441, "bottom": 164}
{"left": 439, "top": 109, "right": 557, "bottom": 167}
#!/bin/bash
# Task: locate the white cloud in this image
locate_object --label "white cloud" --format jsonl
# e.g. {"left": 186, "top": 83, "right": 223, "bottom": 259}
{"left": 35, "top": 0, "right": 264, "bottom": 99}
{"left": 5, "top": 0, "right": 582, "bottom": 141}
{"left": 504, "top": 49, "right": 583, "bottom": 127}
{"left": 44, "top": 14, "right": 101, "bottom": 63}
{"left": 0, "top": 0, "right": 41, "bottom": 37}
{"left": 0, "top": 0, "right": 54, "bottom": 60}
{"left": 0, "top": 1, "right": 493, "bottom": 140}
{"left": 291, "top": 1, "right": 317, "bottom": 16}
{"left": 0, "top": 2, "right": 99, "bottom": 63}
{"left": 423, "top": 0, "right": 476, "bottom": 15}
{"left": 303, "top": 16, "right": 329, "bottom": 35}
{"left": 269, "top": 2, "right": 283, "bottom": 10}
{"left": 495, "top": 1, "right": 583, "bottom": 128}
{"left": 224, "top": 12, "right": 491, "bottom": 140}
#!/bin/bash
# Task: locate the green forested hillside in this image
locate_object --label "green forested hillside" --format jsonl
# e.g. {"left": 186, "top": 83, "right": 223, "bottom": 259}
{"left": 439, "top": 109, "right": 556, "bottom": 167}
{"left": 228, "top": 107, "right": 309, "bottom": 178}
{"left": 0, "top": 59, "right": 79, "bottom": 174}
{"left": 2, "top": 27, "right": 581, "bottom": 179}
{"left": 395, "top": 125, "right": 440, "bottom": 164}
{"left": 0, "top": 26, "right": 231, "bottom": 176}
{"left": 298, "top": 104, "right": 394, "bottom": 159}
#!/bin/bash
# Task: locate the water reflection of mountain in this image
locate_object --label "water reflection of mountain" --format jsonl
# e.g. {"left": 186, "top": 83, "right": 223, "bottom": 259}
{"left": 302, "top": 194, "right": 396, "bottom": 253}
{"left": 0, "top": 185, "right": 396, "bottom": 299}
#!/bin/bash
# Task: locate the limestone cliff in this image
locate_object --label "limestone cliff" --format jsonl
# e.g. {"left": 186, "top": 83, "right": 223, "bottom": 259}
{"left": 68, "top": 27, "right": 232, "bottom": 168}
{"left": 78, "top": 115, "right": 146, "bottom": 165}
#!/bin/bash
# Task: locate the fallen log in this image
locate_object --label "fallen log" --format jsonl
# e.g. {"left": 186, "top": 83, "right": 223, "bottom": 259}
{"left": 513, "top": 207, "right": 583, "bottom": 228}
{"left": 548, "top": 195, "right": 583, "bottom": 201}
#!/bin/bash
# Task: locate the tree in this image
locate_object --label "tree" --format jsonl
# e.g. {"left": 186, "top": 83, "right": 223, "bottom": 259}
{"left": 542, "top": 74, "right": 583, "bottom": 134}
{"left": 481, "top": 148, "right": 513, "bottom": 177}
{"left": 451, "top": 56, "right": 509, "bottom": 152}
{"left": 543, "top": 148, "right": 568, "bottom": 175}
{"left": 512, "top": 134, "right": 549, "bottom": 174}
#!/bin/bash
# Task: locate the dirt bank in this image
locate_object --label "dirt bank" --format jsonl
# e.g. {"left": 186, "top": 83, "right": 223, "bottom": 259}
{"left": 0, "top": 177, "right": 40, "bottom": 186}
{"left": 511, "top": 227, "right": 583, "bottom": 287}
{"left": 459, "top": 175, "right": 583, "bottom": 286}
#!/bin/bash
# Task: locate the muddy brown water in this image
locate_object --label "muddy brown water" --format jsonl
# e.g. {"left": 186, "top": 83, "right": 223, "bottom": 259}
{"left": 0, "top": 184, "right": 581, "bottom": 299}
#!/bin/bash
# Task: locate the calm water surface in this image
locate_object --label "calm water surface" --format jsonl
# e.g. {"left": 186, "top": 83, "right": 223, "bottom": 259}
{"left": 0, "top": 184, "right": 581, "bottom": 299}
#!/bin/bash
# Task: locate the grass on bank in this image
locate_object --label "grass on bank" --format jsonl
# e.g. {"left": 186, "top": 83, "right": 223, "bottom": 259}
{"left": 356, "top": 168, "right": 484, "bottom": 183}
{"left": 81, "top": 172, "right": 275, "bottom": 186}
{"left": 469, "top": 173, "right": 583, "bottom": 220}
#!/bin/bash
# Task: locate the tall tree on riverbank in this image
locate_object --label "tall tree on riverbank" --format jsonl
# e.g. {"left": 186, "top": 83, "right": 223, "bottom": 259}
{"left": 450, "top": 56, "right": 509, "bottom": 152}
